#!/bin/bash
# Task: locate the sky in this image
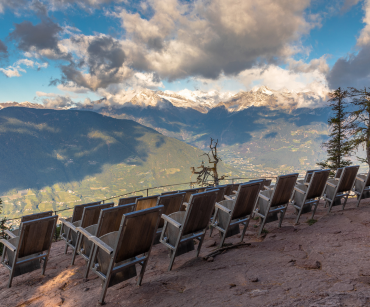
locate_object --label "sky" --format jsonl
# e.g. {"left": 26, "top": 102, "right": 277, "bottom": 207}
{"left": 0, "top": 0, "right": 369, "bottom": 108}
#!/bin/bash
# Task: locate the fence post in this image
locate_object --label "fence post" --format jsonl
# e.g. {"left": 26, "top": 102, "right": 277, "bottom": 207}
{"left": 146, "top": 189, "right": 149, "bottom": 197}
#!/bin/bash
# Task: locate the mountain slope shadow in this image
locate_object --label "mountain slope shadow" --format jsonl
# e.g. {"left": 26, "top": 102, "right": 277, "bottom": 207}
{"left": 0, "top": 107, "right": 167, "bottom": 194}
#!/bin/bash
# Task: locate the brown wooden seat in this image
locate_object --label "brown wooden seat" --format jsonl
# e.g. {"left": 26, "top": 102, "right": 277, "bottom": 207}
{"left": 76, "top": 203, "right": 136, "bottom": 279}
{"left": 177, "top": 187, "right": 206, "bottom": 211}
{"left": 323, "top": 165, "right": 359, "bottom": 212}
{"left": 253, "top": 173, "right": 299, "bottom": 236}
{"left": 292, "top": 169, "right": 330, "bottom": 223}
{"left": 0, "top": 215, "right": 58, "bottom": 288}
{"left": 89, "top": 206, "right": 163, "bottom": 304}
{"left": 59, "top": 202, "right": 114, "bottom": 265}
{"left": 5, "top": 211, "right": 53, "bottom": 239}
{"left": 160, "top": 189, "right": 218, "bottom": 271}
{"left": 210, "top": 181, "right": 262, "bottom": 247}
{"left": 161, "top": 191, "right": 179, "bottom": 195}
{"left": 135, "top": 195, "right": 160, "bottom": 211}
{"left": 118, "top": 195, "right": 143, "bottom": 206}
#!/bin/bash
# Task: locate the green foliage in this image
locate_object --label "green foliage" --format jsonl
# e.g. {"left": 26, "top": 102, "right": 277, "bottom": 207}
{"left": 317, "top": 87, "right": 353, "bottom": 173}
{"left": 347, "top": 87, "right": 370, "bottom": 165}
{"left": 307, "top": 219, "right": 317, "bottom": 226}
{"left": 0, "top": 198, "right": 7, "bottom": 256}
{"left": 261, "top": 228, "right": 269, "bottom": 234}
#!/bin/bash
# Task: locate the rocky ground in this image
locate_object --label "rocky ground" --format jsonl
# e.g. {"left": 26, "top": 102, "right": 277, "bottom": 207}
{"left": 2, "top": 198, "right": 370, "bottom": 306}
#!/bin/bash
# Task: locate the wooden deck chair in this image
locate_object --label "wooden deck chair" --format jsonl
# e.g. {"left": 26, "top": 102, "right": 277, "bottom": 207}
{"left": 297, "top": 169, "right": 320, "bottom": 185}
{"left": 60, "top": 201, "right": 101, "bottom": 247}
{"left": 253, "top": 173, "right": 299, "bottom": 236}
{"left": 59, "top": 202, "right": 113, "bottom": 264}
{"left": 224, "top": 184, "right": 240, "bottom": 196}
{"left": 5, "top": 211, "right": 53, "bottom": 239}
{"left": 154, "top": 193, "right": 185, "bottom": 244}
{"left": 335, "top": 168, "right": 343, "bottom": 178}
{"left": 76, "top": 203, "right": 136, "bottom": 279}
{"left": 118, "top": 196, "right": 142, "bottom": 206}
{"left": 160, "top": 189, "right": 218, "bottom": 271}
{"left": 135, "top": 195, "right": 160, "bottom": 211}
{"left": 89, "top": 206, "right": 163, "bottom": 304}
{"left": 323, "top": 165, "right": 359, "bottom": 212}
{"left": 353, "top": 169, "right": 370, "bottom": 207}
{"left": 176, "top": 187, "right": 205, "bottom": 211}
{"left": 292, "top": 169, "right": 330, "bottom": 224}
{"left": 0, "top": 215, "right": 58, "bottom": 288}
{"left": 210, "top": 181, "right": 262, "bottom": 247}
{"left": 161, "top": 191, "right": 179, "bottom": 195}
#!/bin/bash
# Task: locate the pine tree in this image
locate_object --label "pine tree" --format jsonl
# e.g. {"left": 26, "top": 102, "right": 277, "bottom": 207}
{"left": 317, "top": 87, "right": 352, "bottom": 173}
{"left": 347, "top": 87, "right": 370, "bottom": 165}
{"left": 0, "top": 198, "right": 6, "bottom": 255}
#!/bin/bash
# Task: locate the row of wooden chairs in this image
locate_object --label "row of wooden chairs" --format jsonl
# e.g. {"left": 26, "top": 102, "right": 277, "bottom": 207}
{"left": 2, "top": 169, "right": 368, "bottom": 304}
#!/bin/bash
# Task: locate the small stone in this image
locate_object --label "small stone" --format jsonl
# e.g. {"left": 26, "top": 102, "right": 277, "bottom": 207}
{"left": 333, "top": 231, "right": 341, "bottom": 234}
{"left": 330, "top": 282, "right": 353, "bottom": 292}
{"left": 249, "top": 277, "right": 259, "bottom": 282}
{"left": 83, "top": 287, "right": 89, "bottom": 292}
{"left": 250, "top": 289, "right": 268, "bottom": 297}
{"left": 207, "top": 241, "right": 217, "bottom": 248}
{"left": 207, "top": 257, "right": 214, "bottom": 262}
{"left": 229, "top": 283, "right": 236, "bottom": 288}
{"left": 331, "top": 243, "right": 341, "bottom": 247}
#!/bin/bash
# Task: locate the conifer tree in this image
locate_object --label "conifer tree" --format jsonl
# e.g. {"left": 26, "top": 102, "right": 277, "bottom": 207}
{"left": 347, "top": 87, "right": 370, "bottom": 165}
{"left": 0, "top": 198, "right": 6, "bottom": 255}
{"left": 317, "top": 87, "right": 352, "bottom": 172}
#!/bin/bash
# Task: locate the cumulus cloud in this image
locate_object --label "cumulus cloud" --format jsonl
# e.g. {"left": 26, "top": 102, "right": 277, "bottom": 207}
{"left": 40, "top": 94, "right": 75, "bottom": 109}
{"left": 341, "top": 0, "right": 362, "bottom": 13}
{"left": 117, "top": 0, "right": 315, "bottom": 81}
{"left": 357, "top": 0, "right": 370, "bottom": 46}
{"left": 0, "top": 59, "right": 48, "bottom": 78}
{"left": 288, "top": 56, "right": 329, "bottom": 75}
{"left": 0, "top": 39, "right": 7, "bottom": 59}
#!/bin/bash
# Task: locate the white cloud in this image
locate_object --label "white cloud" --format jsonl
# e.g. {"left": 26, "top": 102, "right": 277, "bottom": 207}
{"left": 0, "top": 58, "right": 48, "bottom": 78}
{"left": 0, "top": 66, "right": 23, "bottom": 77}
{"left": 357, "top": 0, "right": 370, "bottom": 46}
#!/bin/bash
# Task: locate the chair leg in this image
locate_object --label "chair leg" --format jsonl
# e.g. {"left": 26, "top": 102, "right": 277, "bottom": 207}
{"left": 219, "top": 229, "right": 227, "bottom": 248}
{"left": 196, "top": 233, "right": 205, "bottom": 257}
{"left": 99, "top": 260, "right": 114, "bottom": 305}
{"left": 209, "top": 224, "right": 214, "bottom": 237}
{"left": 168, "top": 248, "right": 177, "bottom": 272}
{"left": 357, "top": 194, "right": 362, "bottom": 207}
{"left": 295, "top": 207, "right": 303, "bottom": 224}
{"left": 258, "top": 216, "right": 267, "bottom": 237}
{"left": 342, "top": 195, "right": 349, "bottom": 210}
{"left": 278, "top": 207, "right": 287, "bottom": 228}
{"left": 311, "top": 200, "right": 319, "bottom": 219}
{"left": 137, "top": 259, "right": 149, "bottom": 286}
{"left": 84, "top": 245, "right": 95, "bottom": 280}
{"left": 71, "top": 232, "right": 80, "bottom": 266}
{"left": 240, "top": 219, "right": 250, "bottom": 243}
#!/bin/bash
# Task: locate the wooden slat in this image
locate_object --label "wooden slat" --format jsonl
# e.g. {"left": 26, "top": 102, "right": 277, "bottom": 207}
{"left": 72, "top": 201, "right": 101, "bottom": 222}
{"left": 135, "top": 195, "right": 159, "bottom": 211}
{"left": 97, "top": 204, "right": 135, "bottom": 237}
{"left": 118, "top": 196, "right": 143, "bottom": 206}
{"left": 157, "top": 193, "right": 185, "bottom": 228}
{"left": 232, "top": 181, "right": 261, "bottom": 219}
{"left": 306, "top": 170, "right": 330, "bottom": 200}
{"left": 81, "top": 203, "right": 113, "bottom": 229}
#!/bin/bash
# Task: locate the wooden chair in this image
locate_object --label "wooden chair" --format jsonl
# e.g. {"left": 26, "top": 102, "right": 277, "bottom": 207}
{"left": 89, "top": 206, "right": 163, "bottom": 304}
{"left": 135, "top": 195, "right": 160, "bottom": 211}
{"left": 0, "top": 215, "right": 58, "bottom": 288}
{"left": 59, "top": 202, "right": 114, "bottom": 265}
{"left": 353, "top": 169, "right": 370, "bottom": 207}
{"left": 323, "top": 165, "right": 359, "bottom": 212}
{"left": 297, "top": 169, "right": 320, "bottom": 185}
{"left": 118, "top": 196, "right": 142, "bottom": 206}
{"left": 60, "top": 201, "right": 101, "bottom": 249}
{"left": 224, "top": 184, "right": 240, "bottom": 196}
{"left": 154, "top": 193, "right": 185, "bottom": 244}
{"left": 160, "top": 190, "right": 218, "bottom": 271}
{"left": 253, "top": 173, "right": 299, "bottom": 236}
{"left": 210, "top": 181, "right": 262, "bottom": 247}
{"left": 161, "top": 191, "right": 179, "bottom": 195}
{"left": 5, "top": 211, "right": 53, "bottom": 238}
{"left": 292, "top": 169, "right": 330, "bottom": 223}
{"left": 76, "top": 203, "right": 136, "bottom": 279}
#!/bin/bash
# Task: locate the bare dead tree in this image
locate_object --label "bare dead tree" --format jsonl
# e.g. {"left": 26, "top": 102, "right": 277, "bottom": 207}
{"left": 191, "top": 138, "right": 226, "bottom": 186}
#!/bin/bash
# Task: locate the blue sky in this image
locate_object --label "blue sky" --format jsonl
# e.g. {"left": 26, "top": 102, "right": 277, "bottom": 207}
{"left": 0, "top": 0, "right": 369, "bottom": 107}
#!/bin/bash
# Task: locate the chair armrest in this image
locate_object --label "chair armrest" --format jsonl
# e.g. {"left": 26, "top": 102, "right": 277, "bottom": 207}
{"left": 0, "top": 239, "right": 16, "bottom": 252}
{"left": 224, "top": 195, "right": 233, "bottom": 200}
{"left": 59, "top": 218, "right": 77, "bottom": 232}
{"left": 183, "top": 202, "right": 189, "bottom": 208}
{"left": 77, "top": 227, "right": 94, "bottom": 238}
{"left": 294, "top": 187, "right": 306, "bottom": 194}
{"left": 326, "top": 181, "right": 337, "bottom": 188}
{"left": 215, "top": 202, "right": 231, "bottom": 214}
{"left": 161, "top": 214, "right": 182, "bottom": 229}
{"left": 259, "top": 193, "right": 270, "bottom": 202}
{"left": 232, "top": 190, "right": 238, "bottom": 194}
{"left": 4, "top": 230, "right": 17, "bottom": 239}
{"left": 90, "top": 236, "right": 114, "bottom": 255}
{"left": 356, "top": 176, "right": 366, "bottom": 182}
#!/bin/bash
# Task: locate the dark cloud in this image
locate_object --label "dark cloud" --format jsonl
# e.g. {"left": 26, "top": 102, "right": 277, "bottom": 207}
{"left": 0, "top": 39, "right": 8, "bottom": 58}
{"left": 327, "top": 45, "right": 370, "bottom": 89}
{"left": 9, "top": 19, "right": 62, "bottom": 52}
{"left": 30, "top": 0, "right": 48, "bottom": 16}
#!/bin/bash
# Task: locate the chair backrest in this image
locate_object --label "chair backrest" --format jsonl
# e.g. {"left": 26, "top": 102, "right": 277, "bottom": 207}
{"left": 232, "top": 181, "right": 262, "bottom": 219}
{"left": 20, "top": 211, "right": 53, "bottom": 223}
{"left": 17, "top": 215, "right": 58, "bottom": 259}
{"left": 214, "top": 185, "right": 226, "bottom": 203}
{"left": 306, "top": 169, "right": 330, "bottom": 200}
{"left": 161, "top": 191, "right": 178, "bottom": 195}
{"left": 270, "top": 173, "right": 299, "bottom": 207}
{"left": 118, "top": 196, "right": 143, "bottom": 206}
{"left": 180, "top": 188, "right": 202, "bottom": 202}
{"left": 80, "top": 203, "right": 114, "bottom": 228}
{"left": 249, "top": 179, "right": 271, "bottom": 190}
{"left": 71, "top": 201, "right": 102, "bottom": 222}
{"left": 135, "top": 195, "right": 160, "bottom": 211}
{"left": 96, "top": 204, "right": 136, "bottom": 237}
{"left": 113, "top": 206, "right": 163, "bottom": 264}
{"left": 337, "top": 165, "right": 359, "bottom": 193}
{"left": 182, "top": 190, "right": 218, "bottom": 236}
{"left": 365, "top": 169, "right": 370, "bottom": 187}
{"left": 335, "top": 168, "right": 343, "bottom": 178}
{"left": 156, "top": 193, "right": 185, "bottom": 228}
{"left": 304, "top": 169, "right": 320, "bottom": 183}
